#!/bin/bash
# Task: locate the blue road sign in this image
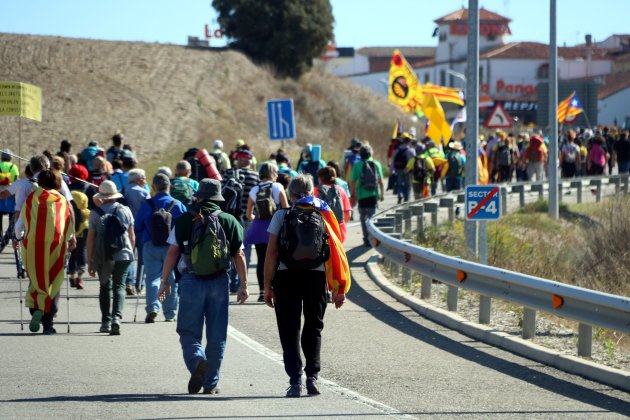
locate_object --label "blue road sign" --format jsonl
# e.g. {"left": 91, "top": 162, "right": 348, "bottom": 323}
{"left": 267, "top": 99, "right": 296, "bottom": 141}
{"left": 465, "top": 185, "right": 501, "bottom": 221}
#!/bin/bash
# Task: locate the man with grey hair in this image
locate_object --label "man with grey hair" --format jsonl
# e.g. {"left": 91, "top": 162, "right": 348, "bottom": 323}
{"left": 123, "top": 168, "right": 150, "bottom": 294}
{"left": 170, "top": 160, "right": 199, "bottom": 208}
{"left": 135, "top": 173, "right": 187, "bottom": 322}
{"left": 350, "top": 143, "right": 384, "bottom": 247}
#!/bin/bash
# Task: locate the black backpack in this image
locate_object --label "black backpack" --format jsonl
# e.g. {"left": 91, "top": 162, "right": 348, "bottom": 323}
{"left": 318, "top": 184, "right": 344, "bottom": 224}
{"left": 497, "top": 144, "right": 512, "bottom": 166}
{"left": 221, "top": 170, "right": 244, "bottom": 217}
{"left": 255, "top": 183, "right": 277, "bottom": 220}
{"left": 360, "top": 160, "right": 378, "bottom": 191}
{"left": 279, "top": 207, "right": 330, "bottom": 270}
{"left": 393, "top": 147, "right": 408, "bottom": 170}
{"left": 412, "top": 156, "right": 428, "bottom": 182}
{"left": 147, "top": 199, "right": 176, "bottom": 246}
{"left": 93, "top": 205, "right": 127, "bottom": 262}
{"left": 446, "top": 152, "right": 463, "bottom": 178}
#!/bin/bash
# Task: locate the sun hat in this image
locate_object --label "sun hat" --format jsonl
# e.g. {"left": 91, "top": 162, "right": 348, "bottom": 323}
{"left": 93, "top": 180, "right": 123, "bottom": 200}
{"left": 193, "top": 178, "right": 225, "bottom": 201}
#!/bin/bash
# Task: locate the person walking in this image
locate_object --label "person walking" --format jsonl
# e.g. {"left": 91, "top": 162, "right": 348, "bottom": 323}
{"left": 349, "top": 143, "right": 385, "bottom": 247}
{"left": 245, "top": 162, "right": 289, "bottom": 302}
{"left": 87, "top": 181, "right": 135, "bottom": 335}
{"left": 123, "top": 168, "right": 150, "bottom": 294}
{"left": 443, "top": 141, "right": 466, "bottom": 192}
{"left": 18, "top": 169, "right": 76, "bottom": 335}
{"left": 158, "top": 178, "right": 249, "bottom": 395}
{"left": 135, "top": 173, "right": 187, "bottom": 323}
{"left": 391, "top": 133, "right": 415, "bottom": 203}
{"left": 263, "top": 174, "right": 350, "bottom": 397}
{"left": 314, "top": 166, "right": 352, "bottom": 243}
{"left": 0, "top": 150, "right": 19, "bottom": 251}
{"left": 614, "top": 131, "right": 630, "bottom": 174}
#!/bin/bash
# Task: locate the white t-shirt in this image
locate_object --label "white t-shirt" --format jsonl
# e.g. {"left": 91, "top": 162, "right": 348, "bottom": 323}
{"left": 248, "top": 181, "right": 284, "bottom": 204}
{"left": 8, "top": 172, "right": 73, "bottom": 212}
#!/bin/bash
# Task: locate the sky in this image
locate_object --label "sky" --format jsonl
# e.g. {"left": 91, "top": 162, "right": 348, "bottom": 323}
{"left": 0, "top": 1, "right": 627, "bottom": 49}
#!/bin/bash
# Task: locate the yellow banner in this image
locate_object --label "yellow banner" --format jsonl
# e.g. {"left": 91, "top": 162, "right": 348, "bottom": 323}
{"left": 0, "top": 82, "right": 42, "bottom": 122}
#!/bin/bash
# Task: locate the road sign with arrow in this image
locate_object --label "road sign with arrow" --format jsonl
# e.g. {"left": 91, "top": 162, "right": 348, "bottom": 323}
{"left": 485, "top": 103, "right": 513, "bottom": 128}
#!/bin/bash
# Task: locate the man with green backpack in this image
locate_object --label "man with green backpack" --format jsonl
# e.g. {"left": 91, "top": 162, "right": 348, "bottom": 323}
{"left": 158, "top": 178, "right": 249, "bottom": 395}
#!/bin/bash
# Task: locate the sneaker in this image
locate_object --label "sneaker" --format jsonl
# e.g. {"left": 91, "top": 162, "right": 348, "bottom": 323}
{"left": 203, "top": 387, "right": 219, "bottom": 395}
{"left": 286, "top": 384, "right": 302, "bottom": 398}
{"left": 306, "top": 377, "right": 320, "bottom": 395}
{"left": 257, "top": 294, "right": 264, "bottom": 303}
{"left": 29, "top": 310, "right": 43, "bottom": 333}
{"left": 99, "top": 321, "right": 111, "bottom": 333}
{"left": 145, "top": 312, "right": 157, "bottom": 324}
{"left": 126, "top": 285, "right": 136, "bottom": 296}
{"left": 164, "top": 318, "right": 176, "bottom": 322}
{"left": 75, "top": 279, "right": 85, "bottom": 290}
{"left": 110, "top": 321, "right": 121, "bottom": 336}
{"left": 43, "top": 327, "right": 57, "bottom": 335}
{"left": 188, "top": 359, "right": 208, "bottom": 394}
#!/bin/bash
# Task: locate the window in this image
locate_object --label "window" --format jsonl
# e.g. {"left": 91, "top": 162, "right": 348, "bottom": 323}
{"left": 479, "top": 66, "right": 484, "bottom": 84}
{"left": 537, "top": 64, "right": 549, "bottom": 79}
{"left": 424, "top": 73, "right": 430, "bottom": 83}
{"left": 440, "top": 70, "right": 446, "bottom": 86}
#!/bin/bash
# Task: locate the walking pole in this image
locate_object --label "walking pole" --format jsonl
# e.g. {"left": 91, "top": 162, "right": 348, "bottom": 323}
{"left": 133, "top": 264, "right": 144, "bottom": 323}
{"left": 65, "top": 255, "right": 70, "bottom": 333}
{"left": 14, "top": 247, "right": 25, "bottom": 331}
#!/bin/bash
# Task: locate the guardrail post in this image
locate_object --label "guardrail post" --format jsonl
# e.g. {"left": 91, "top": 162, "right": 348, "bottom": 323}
{"left": 570, "top": 180, "right": 582, "bottom": 203}
{"left": 420, "top": 274, "right": 432, "bottom": 299}
{"left": 479, "top": 295, "right": 491, "bottom": 324}
{"left": 622, "top": 174, "right": 629, "bottom": 194}
{"left": 446, "top": 285, "right": 458, "bottom": 312}
{"left": 590, "top": 179, "right": 602, "bottom": 202}
{"left": 558, "top": 183, "right": 563, "bottom": 203}
{"left": 410, "top": 204, "right": 424, "bottom": 241}
{"left": 609, "top": 176, "right": 621, "bottom": 194}
{"left": 531, "top": 183, "right": 544, "bottom": 201}
{"left": 500, "top": 187, "right": 508, "bottom": 215}
{"left": 393, "top": 213, "right": 403, "bottom": 234}
{"left": 439, "top": 198, "right": 455, "bottom": 222}
{"left": 511, "top": 185, "right": 526, "bottom": 208}
{"left": 388, "top": 232, "right": 401, "bottom": 279}
{"left": 522, "top": 308, "right": 536, "bottom": 339}
{"left": 423, "top": 202, "right": 438, "bottom": 227}
{"left": 578, "top": 323, "right": 593, "bottom": 357}
{"left": 396, "top": 208, "right": 412, "bottom": 234}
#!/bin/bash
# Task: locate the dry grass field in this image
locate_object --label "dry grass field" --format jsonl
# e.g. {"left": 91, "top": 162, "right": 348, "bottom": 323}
{"left": 0, "top": 33, "right": 404, "bottom": 169}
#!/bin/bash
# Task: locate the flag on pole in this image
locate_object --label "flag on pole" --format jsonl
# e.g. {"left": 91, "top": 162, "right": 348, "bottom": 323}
{"left": 391, "top": 118, "right": 403, "bottom": 139}
{"left": 450, "top": 107, "right": 467, "bottom": 131}
{"left": 388, "top": 49, "right": 421, "bottom": 113}
{"left": 423, "top": 93, "right": 452, "bottom": 145}
{"left": 557, "top": 91, "right": 583, "bottom": 123}
{"left": 421, "top": 83, "right": 465, "bottom": 106}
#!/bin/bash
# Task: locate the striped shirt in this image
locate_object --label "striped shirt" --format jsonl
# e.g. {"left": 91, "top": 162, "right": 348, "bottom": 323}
{"left": 223, "top": 167, "right": 259, "bottom": 215}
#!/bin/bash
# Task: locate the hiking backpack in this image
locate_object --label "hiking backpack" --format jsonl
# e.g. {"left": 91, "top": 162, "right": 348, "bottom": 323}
{"left": 255, "top": 183, "right": 277, "bottom": 220}
{"left": 393, "top": 147, "right": 408, "bottom": 170}
{"left": 497, "top": 144, "right": 512, "bottom": 167}
{"left": 221, "top": 170, "right": 244, "bottom": 217}
{"left": 318, "top": 184, "right": 344, "bottom": 224}
{"left": 446, "top": 152, "right": 463, "bottom": 178}
{"left": 70, "top": 190, "right": 90, "bottom": 236}
{"left": 93, "top": 205, "right": 127, "bottom": 262}
{"left": 0, "top": 163, "right": 15, "bottom": 186}
{"left": 184, "top": 148, "right": 205, "bottom": 182}
{"left": 360, "top": 160, "right": 378, "bottom": 191}
{"left": 412, "top": 157, "right": 428, "bottom": 182}
{"left": 278, "top": 207, "right": 330, "bottom": 270}
{"left": 170, "top": 178, "right": 194, "bottom": 208}
{"left": 210, "top": 152, "right": 224, "bottom": 172}
{"left": 147, "top": 199, "right": 176, "bottom": 246}
{"left": 183, "top": 210, "right": 230, "bottom": 277}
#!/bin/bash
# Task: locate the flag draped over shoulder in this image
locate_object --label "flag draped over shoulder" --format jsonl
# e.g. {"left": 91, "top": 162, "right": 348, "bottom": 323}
{"left": 557, "top": 91, "right": 583, "bottom": 123}
{"left": 22, "top": 188, "right": 72, "bottom": 313}
{"left": 294, "top": 196, "right": 351, "bottom": 295}
{"left": 423, "top": 93, "right": 453, "bottom": 146}
{"left": 388, "top": 49, "right": 422, "bottom": 113}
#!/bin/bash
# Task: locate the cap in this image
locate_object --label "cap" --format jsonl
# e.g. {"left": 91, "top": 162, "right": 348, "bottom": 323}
{"left": 68, "top": 164, "right": 88, "bottom": 182}
{"left": 235, "top": 139, "right": 245, "bottom": 147}
{"left": 193, "top": 178, "right": 224, "bottom": 201}
{"left": 213, "top": 139, "right": 223, "bottom": 150}
{"left": 236, "top": 150, "right": 253, "bottom": 161}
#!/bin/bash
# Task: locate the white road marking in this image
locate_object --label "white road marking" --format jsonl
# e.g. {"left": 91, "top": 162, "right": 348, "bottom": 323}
{"left": 228, "top": 325, "right": 417, "bottom": 419}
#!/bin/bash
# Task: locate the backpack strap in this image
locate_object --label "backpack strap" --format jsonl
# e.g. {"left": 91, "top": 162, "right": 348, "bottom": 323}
{"left": 166, "top": 200, "right": 176, "bottom": 212}
{"left": 94, "top": 206, "right": 105, "bottom": 217}
{"left": 147, "top": 198, "right": 156, "bottom": 210}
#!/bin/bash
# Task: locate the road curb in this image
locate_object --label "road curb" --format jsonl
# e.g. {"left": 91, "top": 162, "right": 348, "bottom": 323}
{"left": 366, "top": 254, "right": 630, "bottom": 392}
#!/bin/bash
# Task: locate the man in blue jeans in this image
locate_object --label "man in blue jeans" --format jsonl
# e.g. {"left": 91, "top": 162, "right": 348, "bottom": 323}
{"left": 159, "top": 178, "right": 248, "bottom": 394}
{"left": 134, "top": 173, "right": 187, "bottom": 323}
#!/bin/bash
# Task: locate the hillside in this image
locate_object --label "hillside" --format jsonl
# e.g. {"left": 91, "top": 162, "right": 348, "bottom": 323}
{"left": 0, "top": 33, "right": 403, "bottom": 166}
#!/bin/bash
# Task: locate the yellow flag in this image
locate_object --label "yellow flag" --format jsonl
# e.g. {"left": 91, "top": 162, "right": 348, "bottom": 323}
{"left": 422, "top": 82, "right": 464, "bottom": 106}
{"left": 423, "top": 93, "right": 452, "bottom": 145}
{"left": 388, "top": 50, "right": 421, "bottom": 113}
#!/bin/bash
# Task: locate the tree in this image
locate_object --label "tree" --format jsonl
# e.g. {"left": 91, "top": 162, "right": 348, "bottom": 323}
{"left": 212, "top": 0, "right": 333, "bottom": 79}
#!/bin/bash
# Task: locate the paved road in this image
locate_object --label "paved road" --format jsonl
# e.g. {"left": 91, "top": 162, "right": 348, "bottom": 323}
{"left": 1, "top": 186, "right": 630, "bottom": 419}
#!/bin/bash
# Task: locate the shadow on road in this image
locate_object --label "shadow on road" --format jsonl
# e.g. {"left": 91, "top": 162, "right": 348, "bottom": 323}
{"left": 344, "top": 246, "right": 630, "bottom": 416}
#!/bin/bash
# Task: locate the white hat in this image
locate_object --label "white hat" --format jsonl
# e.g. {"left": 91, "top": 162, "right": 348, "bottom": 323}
{"left": 213, "top": 139, "right": 223, "bottom": 150}
{"left": 93, "top": 180, "right": 123, "bottom": 200}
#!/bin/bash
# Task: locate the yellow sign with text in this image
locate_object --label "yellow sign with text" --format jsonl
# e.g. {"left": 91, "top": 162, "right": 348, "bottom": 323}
{"left": 0, "top": 82, "right": 42, "bottom": 122}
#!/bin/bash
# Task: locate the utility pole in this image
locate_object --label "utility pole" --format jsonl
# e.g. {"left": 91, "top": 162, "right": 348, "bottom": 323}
{"left": 548, "top": 0, "right": 559, "bottom": 219}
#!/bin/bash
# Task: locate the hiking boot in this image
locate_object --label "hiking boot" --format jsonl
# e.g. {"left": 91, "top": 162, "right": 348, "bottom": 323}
{"left": 203, "top": 387, "right": 219, "bottom": 395}
{"left": 306, "top": 377, "right": 320, "bottom": 395}
{"left": 285, "top": 383, "right": 302, "bottom": 398}
{"left": 43, "top": 327, "right": 57, "bottom": 335}
{"left": 75, "top": 278, "right": 85, "bottom": 290}
{"left": 126, "top": 285, "right": 136, "bottom": 296}
{"left": 69, "top": 277, "right": 76, "bottom": 288}
{"left": 145, "top": 312, "right": 157, "bottom": 324}
{"left": 29, "top": 310, "right": 43, "bottom": 333}
{"left": 188, "top": 359, "right": 208, "bottom": 394}
{"left": 110, "top": 321, "right": 121, "bottom": 336}
{"left": 99, "top": 321, "right": 111, "bottom": 333}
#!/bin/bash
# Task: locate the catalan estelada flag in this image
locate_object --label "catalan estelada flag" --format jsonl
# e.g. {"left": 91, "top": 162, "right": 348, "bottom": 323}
{"left": 421, "top": 82, "right": 465, "bottom": 106}
{"left": 557, "top": 91, "right": 584, "bottom": 123}
{"left": 423, "top": 93, "right": 453, "bottom": 146}
{"left": 294, "top": 196, "right": 351, "bottom": 295}
{"left": 21, "top": 188, "right": 73, "bottom": 313}
{"left": 389, "top": 49, "right": 422, "bottom": 114}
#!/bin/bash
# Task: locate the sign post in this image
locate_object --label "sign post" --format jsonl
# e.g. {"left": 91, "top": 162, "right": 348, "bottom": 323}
{"left": 0, "top": 82, "right": 42, "bottom": 170}
{"left": 267, "top": 99, "right": 296, "bottom": 148}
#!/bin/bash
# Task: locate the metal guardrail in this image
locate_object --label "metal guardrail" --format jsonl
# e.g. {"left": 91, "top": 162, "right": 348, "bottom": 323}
{"left": 367, "top": 174, "right": 630, "bottom": 358}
